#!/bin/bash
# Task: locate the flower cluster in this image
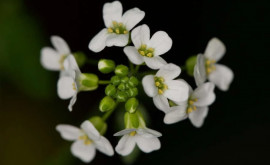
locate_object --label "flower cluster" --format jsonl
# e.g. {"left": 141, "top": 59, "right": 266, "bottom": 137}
{"left": 40, "top": 1, "right": 234, "bottom": 163}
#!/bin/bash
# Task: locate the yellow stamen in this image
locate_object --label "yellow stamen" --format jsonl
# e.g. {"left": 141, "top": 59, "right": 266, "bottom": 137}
{"left": 108, "top": 28, "right": 113, "bottom": 33}
{"left": 193, "top": 106, "right": 197, "bottom": 110}
{"left": 139, "top": 51, "right": 145, "bottom": 56}
{"left": 158, "top": 89, "right": 163, "bottom": 94}
{"left": 146, "top": 53, "right": 152, "bottom": 57}
{"left": 189, "top": 100, "right": 194, "bottom": 105}
{"left": 72, "top": 83, "right": 76, "bottom": 91}
{"left": 155, "top": 82, "right": 160, "bottom": 87}
{"left": 130, "top": 131, "right": 136, "bottom": 136}
{"left": 123, "top": 30, "right": 128, "bottom": 34}
{"left": 187, "top": 107, "right": 193, "bottom": 114}
{"left": 84, "top": 139, "right": 92, "bottom": 145}
{"left": 159, "top": 77, "right": 164, "bottom": 82}
{"left": 79, "top": 135, "right": 87, "bottom": 140}
{"left": 141, "top": 44, "right": 147, "bottom": 49}
{"left": 115, "top": 28, "right": 120, "bottom": 34}
{"left": 148, "top": 48, "right": 154, "bottom": 52}
{"left": 163, "top": 84, "right": 168, "bottom": 90}
{"left": 119, "top": 23, "right": 123, "bottom": 26}
{"left": 112, "top": 21, "right": 117, "bottom": 26}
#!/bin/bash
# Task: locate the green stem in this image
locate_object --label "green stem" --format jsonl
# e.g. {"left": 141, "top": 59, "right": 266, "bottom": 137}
{"left": 102, "top": 102, "right": 118, "bottom": 121}
{"left": 98, "top": 80, "right": 111, "bottom": 85}
{"left": 135, "top": 65, "right": 140, "bottom": 73}
{"left": 129, "top": 61, "right": 135, "bottom": 73}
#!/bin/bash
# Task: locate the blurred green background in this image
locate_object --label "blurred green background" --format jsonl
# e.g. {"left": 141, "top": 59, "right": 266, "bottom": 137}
{"left": 0, "top": 0, "right": 270, "bottom": 165}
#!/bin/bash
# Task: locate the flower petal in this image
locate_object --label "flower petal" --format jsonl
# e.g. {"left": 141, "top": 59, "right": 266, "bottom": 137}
{"left": 208, "top": 64, "right": 234, "bottom": 91}
{"left": 204, "top": 37, "right": 226, "bottom": 62}
{"left": 122, "top": 8, "right": 145, "bottom": 30}
{"left": 192, "top": 82, "right": 216, "bottom": 107}
{"left": 135, "top": 136, "right": 161, "bottom": 153}
{"left": 163, "top": 80, "right": 189, "bottom": 102}
{"left": 156, "top": 63, "right": 181, "bottom": 80}
{"left": 142, "top": 75, "right": 158, "bottom": 97}
{"left": 95, "top": 136, "right": 114, "bottom": 156}
{"left": 148, "top": 31, "right": 172, "bottom": 56}
{"left": 114, "top": 128, "right": 137, "bottom": 136}
{"left": 57, "top": 76, "right": 76, "bottom": 99}
{"left": 164, "top": 104, "right": 188, "bottom": 124}
{"left": 56, "top": 124, "right": 81, "bottom": 141}
{"left": 144, "top": 56, "right": 167, "bottom": 70}
{"left": 115, "top": 135, "right": 136, "bottom": 156}
{"left": 71, "top": 140, "right": 96, "bottom": 163}
{"left": 103, "top": 1, "right": 122, "bottom": 27}
{"left": 124, "top": 46, "right": 144, "bottom": 65}
{"left": 68, "top": 94, "right": 77, "bottom": 112}
{"left": 51, "top": 36, "right": 70, "bottom": 55}
{"left": 106, "top": 34, "right": 129, "bottom": 47}
{"left": 89, "top": 29, "right": 109, "bottom": 53}
{"left": 194, "top": 54, "right": 207, "bottom": 86}
{"left": 189, "top": 106, "right": 209, "bottom": 128}
{"left": 153, "top": 95, "right": 169, "bottom": 112}
{"left": 137, "top": 128, "right": 162, "bottom": 138}
{"left": 40, "top": 47, "right": 61, "bottom": 70}
{"left": 80, "top": 120, "right": 100, "bottom": 141}
{"left": 131, "top": 24, "right": 150, "bottom": 48}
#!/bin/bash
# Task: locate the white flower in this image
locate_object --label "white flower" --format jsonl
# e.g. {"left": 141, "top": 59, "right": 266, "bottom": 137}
{"left": 56, "top": 120, "right": 114, "bottom": 163}
{"left": 41, "top": 36, "right": 71, "bottom": 71}
{"left": 89, "top": 1, "right": 145, "bottom": 52}
{"left": 142, "top": 63, "right": 189, "bottom": 112}
{"left": 194, "top": 38, "right": 234, "bottom": 91}
{"left": 114, "top": 128, "right": 162, "bottom": 156}
{"left": 57, "top": 55, "right": 81, "bottom": 111}
{"left": 164, "top": 82, "right": 216, "bottom": 128}
{"left": 124, "top": 24, "right": 172, "bottom": 69}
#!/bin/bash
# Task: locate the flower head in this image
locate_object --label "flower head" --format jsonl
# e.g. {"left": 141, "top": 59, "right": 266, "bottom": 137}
{"left": 89, "top": 1, "right": 145, "bottom": 52}
{"left": 124, "top": 24, "right": 172, "bottom": 69}
{"left": 194, "top": 38, "right": 234, "bottom": 91}
{"left": 56, "top": 120, "right": 114, "bottom": 163}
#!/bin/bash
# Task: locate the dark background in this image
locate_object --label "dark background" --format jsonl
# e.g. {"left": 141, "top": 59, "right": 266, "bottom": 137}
{"left": 0, "top": 0, "right": 269, "bottom": 164}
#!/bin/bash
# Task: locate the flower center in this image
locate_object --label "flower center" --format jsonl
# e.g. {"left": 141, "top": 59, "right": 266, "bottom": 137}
{"left": 138, "top": 44, "right": 155, "bottom": 58}
{"left": 154, "top": 76, "right": 168, "bottom": 95}
{"left": 59, "top": 55, "right": 67, "bottom": 70}
{"left": 187, "top": 98, "right": 198, "bottom": 114}
{"left": 129, "top": 131, "right": 136, "bottom": 136}
{"left": 107, "top": 21, "right": 128, "bottom": 34}
{"left": 205, "top": 59, "right": 216, "bottom": 75}
{"left": 79, "top": 135, "right": 93, "bottom": 145}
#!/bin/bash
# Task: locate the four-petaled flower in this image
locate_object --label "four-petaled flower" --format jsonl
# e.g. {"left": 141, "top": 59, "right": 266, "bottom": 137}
{"left": 164, "top": 82, "right": 216, "bottom": 128}
{"left": 89, "top": 1, "right": 145, "bottom": 53}
{"left": 56, "top": 120, "right": 114, "bottom": 163}
{"left": 142, "top": 63, "right": 189, "bottom": 112}
{"left": 194, "top": 38, "right": 234, "bottom": 91}
{"left": 114, "top": 128, "right": 162, "bottom": 156}
{"left": 124, "top": 24, "right": 172, "bottom": 69}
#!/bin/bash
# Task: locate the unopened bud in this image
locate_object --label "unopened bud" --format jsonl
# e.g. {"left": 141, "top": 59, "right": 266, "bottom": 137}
{"left": 98, "top": 59, "right": 115, "bottom": 74}
{"left": 115, "top": 65, "right": 129, "bottom": 77}
{"left": 73, "top": 52, "right": 87, "bottom": 67}
{"left": 128, "top": 76, "right": 139, "bottom": 87}
{"left": 111, "top": 75, "right": 120, "bottom": 86}
{"left": 125, "top": 97, "right": 139, "bottom": 113}
{"left": 185, "top": 55, "right": 197, "bottom": 77}
{"left": 89, "top": 116, "right": 107, "bottom": 135}
{"left": 116, "top": 91, "right": 128, "bottom": 102}
{"left": 99, "top": 96, "right": 116, "bottom": 112}
{"left": 124, "top": 112, "right": 139, "bottom": 128}
{"left": 79, "top": 73, "right": 99, "bottom": 91}
{"left": 105, "top": 84, "right": 116, "bottom": 96}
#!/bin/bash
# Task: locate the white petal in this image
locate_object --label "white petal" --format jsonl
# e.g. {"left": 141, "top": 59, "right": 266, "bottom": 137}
{"left": 148, "top": 31, "right": 172, "bottom": 56}
{"left": 156, "top": 63, "right": 181, "bottom": 80}
{"left": 189, "top": 106, "right": 209, "bottom": 128}
{"left": 124, "top": 46, "right": 144, "bottom": 65}
{"left": 122, "top": 8, "right": 145, "bottom": 30}
{"left": 57, "top": 76, "right": 76, "bottom": 99}
{"left": 114, "top": 128, "right": 137, "bottom": 136}
{"left": 115, "top": 135, "right": 136, "bottom": 156}
{"left": 131, "top": 24, "right": 150, "bottom": 48}
{"left": 194, "top": 54, "right": 207, "bottom": 86}
{"left": 137, "top": 128, "right": 162, "bottom": 138}
{"left": 208, "top": 64, "right": 234, "bottom": 91}
{"left": 204, "top": 37, "right": 226, "bottom": 62}
{"left": 56, "top": 124, "right": 81, "bottom": 141}
{"left": 106, "top": 34, "right": 129, "bottom": 47}
{"left": 68, "top": 94, "right": 77, "bottom": 112}
{"left": 163, "top": 80, "right": 189, "bottom": 102}
{"left": 142, "top": 75, "right": 158, "bottom": 97}
{"left": 51, "top": 36, "right": 70, "bottom": 55}
{"left": 153, "top": 95, "right": 169, "bottom": 113}
{"left": 71, "top": 140, "right": 96, "bottom": 163}
{"left": 40, "top": 47, "right": 61, "bottom": 71}
{"left": 89, "top": 29, "right": 109, "bottom": 53}
{"left": 80, "top": 120, "right": 100, "bottom": 141}
{"left": 66, "top": 55, "right": 81, "bottom": 75}
{"left": 95, "top": 136, "right": 114, "bottom": 156}
{"left": 103, "top": 1, "right": 122, "bottom": 27}
{"left": 192, "top": 82, "right": 216, "bottom": 107}
{"left": 144, "top": 56, "right": 167, "bottom": 70}
{"left": 135, "top": 136, "right": 161, "bottom": 153}
{"left": 164, "top": 104, "right": 188, "bottom": 124}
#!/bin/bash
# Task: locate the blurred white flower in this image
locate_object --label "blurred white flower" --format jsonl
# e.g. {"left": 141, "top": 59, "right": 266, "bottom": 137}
{"left": 124, "top": 24, "right": 172, "bottom": 69}
{"left": 164, "top": 82, "right": 216, "bottom": 128}
{"left": 114, "top": 128, "right": 161, "bottom": 156}
{"left": 142, "top": 63, "right": 189, "bottom": 112}
{"left": 56, "top": 120, "right": 114, "bottom": 163}
{"left": 89, "top": 1, "right": 145, "bottom": 52}
{"left": 194, "top": 38, "right": 234, "bottom": 91}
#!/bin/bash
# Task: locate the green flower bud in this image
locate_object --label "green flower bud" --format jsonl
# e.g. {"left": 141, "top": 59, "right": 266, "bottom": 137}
{"left": 124, "top": 112, "right": 139, "bottom": 128}
{"left": 79, "top": 73, "right": 99, "bottom": 91}
{"left": 105, "top": 84, "right": 116, "bottom": 96}
{"left": 125, "top": 97, "right": 139, "bottom": 113}
{"left": 127, "top": 87, "right": 138, "bottom": 97}
{"left": 118, "top": 82, "right": 126, "bottom": 91}
{"left": 99, "top": 96, "right": 116, "bottom": 112}
{"left": 128, "top": 76, "right": 139, "bottom": 87}
{"left": 89, "top": 116, "right": 107, "bottom": 135}
{"left": 185, "top": 55, "right": 197, "bottom": 77}
{"left": 121, "top": 76, "right": 129, "bottom": 83}
{"left": 111, "top": 75, "right": 120, "bottom": 86}
{"left": 73, "top": 52, "right": 87, "bottom": 67}
{"left": 116, "top": 91, "right": 128, "bottom": 102}
{"left": 115, "top": 65, "right": 129, "bottom": 77}
{"left": 98, "top": 59, "right": 115, "bottom": 74}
